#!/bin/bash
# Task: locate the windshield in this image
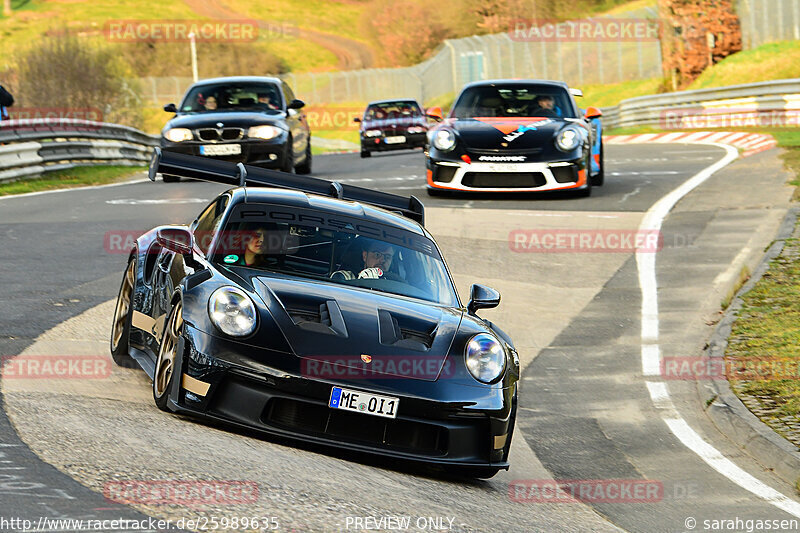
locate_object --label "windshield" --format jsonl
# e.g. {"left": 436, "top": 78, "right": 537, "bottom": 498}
{"left": 180, "top": 82, "right": 283, "bottom": 114}
{"left": 211, "top": 215, "right": 458, "bottom": 307}
{"left": 451, "top": 84, "right": 576, "bottom": 119}
{"left": 365, "top": 101, "right": 423, "bottom": 120}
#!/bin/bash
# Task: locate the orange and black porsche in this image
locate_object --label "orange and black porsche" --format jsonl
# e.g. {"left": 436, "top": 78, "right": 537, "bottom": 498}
{"left": 425, "top": 80, "right": 604, "bottom": 196}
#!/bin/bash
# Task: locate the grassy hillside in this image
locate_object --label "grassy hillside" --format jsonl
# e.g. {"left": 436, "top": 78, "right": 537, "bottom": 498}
{"left": 0, "top": 0, "right": 365, "bottom": 74}
{"left": 687, "top": 41, "right": 800, "bottom": 90}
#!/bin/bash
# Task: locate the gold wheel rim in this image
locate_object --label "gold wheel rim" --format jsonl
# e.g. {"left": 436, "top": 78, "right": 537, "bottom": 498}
{"left": 111, "top": 261, "right": 135, "bottom": 350}
{"left": 155, "top": 301, "right": 182, "bottom": 398}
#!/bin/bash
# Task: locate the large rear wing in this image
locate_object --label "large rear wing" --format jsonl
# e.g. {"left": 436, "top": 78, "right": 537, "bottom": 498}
{"left": 148, "top": 148, "right": 425, "bottom": 226}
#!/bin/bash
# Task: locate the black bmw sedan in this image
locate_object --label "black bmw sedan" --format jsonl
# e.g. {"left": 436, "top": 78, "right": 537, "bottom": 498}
{"left": 160, "top": 76, "right": 311, "bottom": 181}
{"left": 355, "top": 99, "right": 428, "bottom": 158}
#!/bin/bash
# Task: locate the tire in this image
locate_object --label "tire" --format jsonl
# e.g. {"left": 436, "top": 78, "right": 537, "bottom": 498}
{"left": 360, "top": 150, "right": 371, "bottom": 158}
{"left": 162, "top": 174, "right": 181, "bottom": 183}
{"left": 110, "top": 259, "right": 137, "bottom": 368}
{"left": 591, "top": 141, "right": 604, "bottom": 187}
{"left": 282, "top": 139, "right": 295, "bottom": 173}
{"left": 295, "top": 139, "right": 312, "bottom": 174}
{"left": 153, "top": 300, "right": 183, "bottom": 412}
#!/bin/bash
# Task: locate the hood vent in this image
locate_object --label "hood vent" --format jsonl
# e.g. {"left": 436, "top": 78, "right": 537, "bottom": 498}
{"left": 378, "top": 309, "right": 436, "bottom": 351}
{"left": 286, "top": 300, "right": 347, "bottom": 337}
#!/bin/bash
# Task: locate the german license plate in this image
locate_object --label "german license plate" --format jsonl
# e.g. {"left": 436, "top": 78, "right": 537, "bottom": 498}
{"left": 486, "top": 163, "right": 524, "bottom": 173}
{"left": 384, "top": 136, "right": 406, "bottom": 144}
{"left": 329, "top": 386, "right": 399, "bottom": 419}
{"left": 200, "top": 144, "right": 241, "bottom": 156}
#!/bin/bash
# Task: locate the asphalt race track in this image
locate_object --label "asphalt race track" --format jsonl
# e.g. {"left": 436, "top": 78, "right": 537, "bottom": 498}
{"left": 0, "top": 144, "right": 797, "bottom": 532}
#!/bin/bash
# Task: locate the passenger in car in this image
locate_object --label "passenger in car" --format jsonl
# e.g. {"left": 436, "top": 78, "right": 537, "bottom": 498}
{"left": 331, "top": 239, "right": 403, "bottom": 281}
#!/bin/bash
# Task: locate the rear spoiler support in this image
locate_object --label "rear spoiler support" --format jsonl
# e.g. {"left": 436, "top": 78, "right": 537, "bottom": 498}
{"left": 148, "top": 148, "right": 425, "bottom": 225}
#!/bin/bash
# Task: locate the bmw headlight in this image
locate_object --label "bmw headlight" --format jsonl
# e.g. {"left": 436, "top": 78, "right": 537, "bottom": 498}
{"left": 555, "top": 126, "right": 583, "bottom": 152}
{"left": 208, "top": 287, "right": 257, "bottom": 337}
{"left": 248, "top": 125, "right": 282, "bottom": 140}
{"left": 432, "top": 129, "right": 456, "bottom": 152}
{"left": 164, "top": 128, "right": 192, "bottom": 143}
{"left": 364, "top": 129, "right": 382, "bottom": 137}
{"left": 465, "top": 333, "right": 506, "bottom": 383}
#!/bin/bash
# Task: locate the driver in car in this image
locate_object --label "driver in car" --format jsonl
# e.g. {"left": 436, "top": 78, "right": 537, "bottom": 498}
{"left": 331, "top": 240, "right": 403, "bottom": 281}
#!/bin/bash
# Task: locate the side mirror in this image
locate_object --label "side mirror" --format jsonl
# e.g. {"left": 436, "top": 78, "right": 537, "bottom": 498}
{"left": 288, "top": 99, "right": 305, "bottom": 110}
{"left": 163, "top": 103, "right": 178, "bottom": 113}
{"left": 353, "top": 117, "right": 362, "bottom": 123}
{"left": 584, "top": 106, "right": 602, "bottom": 120}
{"left": 426, "top": 106, "right": 443, "bottom": 121}
{"left": 156, "top": 226, "right": 193, "bottom": 255}
{"left": 467, "top": 284, "right": 501, "bottom": 315}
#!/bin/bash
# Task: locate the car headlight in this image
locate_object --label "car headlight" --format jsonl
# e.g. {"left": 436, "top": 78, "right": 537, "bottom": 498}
{"left": 208, "top": 287, "right": 257, "bottom": 337}
{"left": 163, "top": 128, "right": 192, "bottom": 143}
{"left": 248, "top": 125, "right": 282, "bottom": 140}
{"left": 407, "top": 126, "right": 426, "bottom": 134}
{"left": 465, "top": 333, "right": 506, "bottom": 383}
{"left": 555, "top": 126, "right": 583, "bottom": 152}
{"left": 432, "top": 129, "right": 456, "bottom": 151}
{"left": 364, "top": 129, "right": 382, "bottom": 138}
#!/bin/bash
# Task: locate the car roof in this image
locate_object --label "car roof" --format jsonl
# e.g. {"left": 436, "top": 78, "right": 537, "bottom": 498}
{"left": 462, "top": 79, "right": 571, "bottom": 90}
{"left": 226, "top": 188, "right": 428, "bottom": 237}
{"left": 190, "top": 76, "right": 285, "bottom": 88}
{"left": 367, "top": 98, "right": 421, "bottom": 106}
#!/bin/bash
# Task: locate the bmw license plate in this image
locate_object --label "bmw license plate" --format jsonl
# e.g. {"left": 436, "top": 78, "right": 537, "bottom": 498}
{"left": 329, "top": 386, "right": 399, "bottom": 419}
{"left": 384, "top": 136, "right": 406, "bottom": 144}
{"left": 199, "top": 144, "right": 241, "bottom": 156}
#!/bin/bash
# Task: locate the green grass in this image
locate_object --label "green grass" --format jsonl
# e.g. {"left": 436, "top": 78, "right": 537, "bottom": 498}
{"left": 688, "top": 41, "right": 800, "bottom": 90}
{"left": 0, "top": 165, "right": 145, "bottom": 196}
{"left": 225, "top": 0, "right": 368, "bottom": 43}
{"left": 580, "top": 77, "right": 664, "bottom": 108}
{"left": 722, "top": 130, "right": 800, "bottom": 432}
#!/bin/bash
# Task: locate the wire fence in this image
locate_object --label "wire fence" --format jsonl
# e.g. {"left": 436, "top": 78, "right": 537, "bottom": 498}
{"left": 737, "top": 0, "right": 800, "bottom": 48}
{"left": 135, "top": 18, "right": 663, "bottom": 108}
{"left": 134, "top": 3, "right": 795, "bottom": 109}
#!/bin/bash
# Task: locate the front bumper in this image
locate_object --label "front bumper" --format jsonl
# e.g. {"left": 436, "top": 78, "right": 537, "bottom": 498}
{"left": 426, "top": 158, "right": 587, "bottom": 193}
{"left": 361, "top": 132, "right": 427, "bottom": 152}
{"left": 170, "top": 325, "right": 514, "bottom": 469}
{"left": 160, "top": 137, "right": 288, "bottom": 169}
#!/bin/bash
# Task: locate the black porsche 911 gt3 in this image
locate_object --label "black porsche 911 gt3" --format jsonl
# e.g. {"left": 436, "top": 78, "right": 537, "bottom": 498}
{"left": 425, "top": 79, "right": 604, "bottom": 196}
{"left": 109, "top": 149, "right": 518, "bottom": 478}
{"left": 160, "top": 76, "right": 311, "bottom": 181}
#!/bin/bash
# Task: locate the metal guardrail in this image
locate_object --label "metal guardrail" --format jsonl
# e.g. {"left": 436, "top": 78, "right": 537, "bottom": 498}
{"left": 600, "top": 79, "right": 800, "bottom": 130}
{"left": 0, "top": 119, "right": 159, "bottom": 182}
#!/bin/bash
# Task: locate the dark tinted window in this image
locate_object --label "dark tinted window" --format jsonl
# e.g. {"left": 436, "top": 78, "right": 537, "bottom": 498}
{"left": 180, "top": 82, "right": 283, "bottom": 114}
{"left": 212, "top": 206, "right": 458, "bottom": 306}
{"left": 451, "top": 84, "right": 576, "bottom": 119}
{"left": 365, "top": 101, "right": 423, "bottom": 120}
{"left": 193, "top": 195, "right": 229, "bottom": 255}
